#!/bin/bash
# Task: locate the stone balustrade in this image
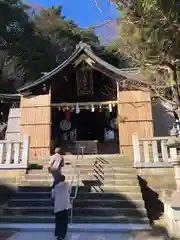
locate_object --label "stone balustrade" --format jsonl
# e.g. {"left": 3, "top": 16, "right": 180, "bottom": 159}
{"left": 0, "top": 135, "right": 29, "bottom": 169}
{"left": 132, "top": 134, "right": 175, "bottom": 168}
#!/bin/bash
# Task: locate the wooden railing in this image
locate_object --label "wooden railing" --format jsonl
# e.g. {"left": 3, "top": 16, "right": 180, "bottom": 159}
{"left": 0, "top": 135, "right": 29, "bottom": 169}
{"left": 132, "top": 134, "right": 173, "bottom": 168}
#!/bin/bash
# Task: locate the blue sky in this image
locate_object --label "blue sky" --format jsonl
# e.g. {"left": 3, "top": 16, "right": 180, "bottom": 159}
{"left": 25, "top": 0, "right": 119, "bottom": 43}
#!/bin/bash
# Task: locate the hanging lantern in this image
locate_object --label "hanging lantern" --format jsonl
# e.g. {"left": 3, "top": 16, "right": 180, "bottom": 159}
{"left": 91, "top": 104, "right": 95, "bottom": 112}
{"left": 109, "top": 103, "right": 112, "bottom": 113}
{"left": 58, "top": 107, "right": 61, "bottom": 111}
{"left": 85, "top": 105, "right": 90, "bottom": 110}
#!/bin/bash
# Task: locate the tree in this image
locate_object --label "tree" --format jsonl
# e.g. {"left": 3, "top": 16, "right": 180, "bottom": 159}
{"left": 0, "top": 51, "right": 25, "bottom": 93}
{"left": 33, "top": 6, "right": 100, "bottom": 63}
{"left": 0, "top": 0, "right": 57, "bottom": 88}
{"left": 0, "top": 1, "right": 128, "bottom": 93}
{"left": 114, "top": 0, "right": 180, "bottom": 118}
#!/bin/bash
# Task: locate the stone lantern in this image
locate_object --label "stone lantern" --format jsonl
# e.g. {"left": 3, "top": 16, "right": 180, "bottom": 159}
{"left": 169, "top": 124, "right": 178, "bottom": 137}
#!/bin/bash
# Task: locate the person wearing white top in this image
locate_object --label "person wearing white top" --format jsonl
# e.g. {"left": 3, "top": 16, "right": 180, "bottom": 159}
{"left": 51, "top": 175, "right": 71, "bottom": 240}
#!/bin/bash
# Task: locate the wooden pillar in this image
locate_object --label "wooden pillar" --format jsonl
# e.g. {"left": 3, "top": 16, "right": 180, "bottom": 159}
{"left": 118, "top": 90, "right": 153, "bottom": 155}
{"left": 20, "top": 92, "right": 51, "bottom": 159}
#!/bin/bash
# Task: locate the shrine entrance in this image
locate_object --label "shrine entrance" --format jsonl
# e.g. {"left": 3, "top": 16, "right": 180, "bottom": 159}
{"left": 13, "top": 41, "right": 153, "bottom": 158}
{"left": 50, "top": 62, "right": 119, "bottom": 155}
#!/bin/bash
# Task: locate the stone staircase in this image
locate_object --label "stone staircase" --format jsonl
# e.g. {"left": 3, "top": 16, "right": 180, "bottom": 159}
{"left": 0, "top": 155, "right": 150, "bottom": 225}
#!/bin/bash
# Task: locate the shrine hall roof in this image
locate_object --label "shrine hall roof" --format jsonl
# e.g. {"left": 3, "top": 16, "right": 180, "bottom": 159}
{"left": 0, "top": 41, "right": 144, "bottom": 99}
{"left": 18, "top": 42, "right": 143, "bottom": 92}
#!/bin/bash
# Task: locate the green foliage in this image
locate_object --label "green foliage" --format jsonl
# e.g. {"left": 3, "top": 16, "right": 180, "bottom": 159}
{"left": 112, "top": 0, "right": 180, "bottom": 115}
{"left": 0, "top": 1, "right": 126, "bottom": 93}
{"left": 115, "top": 0, "right": 180, "bottom": 65}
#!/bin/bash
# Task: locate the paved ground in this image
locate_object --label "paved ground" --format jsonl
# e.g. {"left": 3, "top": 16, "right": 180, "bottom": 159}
{"left": 7, "top": 231, "right": 132, "bottom": 240}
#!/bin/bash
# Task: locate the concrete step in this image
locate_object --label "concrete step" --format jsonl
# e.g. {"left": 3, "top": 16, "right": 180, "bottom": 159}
{"left": 25, "top": 172, "right": 137, "bottom": 179}
{"left": 41, "top": 161, "right": 134, "bottom": 168}
{"left": 29, "top": 155, "right": 131, "bottom": 162}
{"left": 13, "top": 191, "right": 143, "bottom": 201}
{"left": 3, "top": 206, "right": 147, "bottom": 217}
{"left": 18, "top": 181, "right": 141, "bottom": 192}
{"left": 0, "top": 215, "right": 149, "bottom": 224}
{"left": 8, "top": 198, "right": 145, "bottom": 208}
{"left": 23, "top": 179, "right": 138, "bottom": 187}
{"left": 23, "top": 176, "right": 139, "bottom": 186}
{"left": 29, "top": 167, "right": 136, "bottom": 174}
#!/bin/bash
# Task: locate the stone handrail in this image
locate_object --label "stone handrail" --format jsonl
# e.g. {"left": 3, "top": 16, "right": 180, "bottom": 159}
{"left": 0, "top": 135, "right": 29, "bottom": 169}
{"left": 132, "top": 134, "right": 174, "bottom": 168}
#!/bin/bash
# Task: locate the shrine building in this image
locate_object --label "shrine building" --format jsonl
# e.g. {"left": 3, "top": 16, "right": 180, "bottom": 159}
{"left": 0, "top": 42, "right": 153, "bottom": 159}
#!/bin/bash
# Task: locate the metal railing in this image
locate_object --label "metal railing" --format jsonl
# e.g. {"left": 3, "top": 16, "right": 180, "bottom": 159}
{"left": 69, "top": 144, "right": 83, "bottom": 223}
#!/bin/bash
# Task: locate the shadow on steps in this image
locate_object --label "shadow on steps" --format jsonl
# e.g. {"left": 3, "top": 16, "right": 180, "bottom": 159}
{"left": 0, "top": 182, "right": 149, "bottom": 224}
{"left": 137, "top": 176, "right": 164, "bottom": 224}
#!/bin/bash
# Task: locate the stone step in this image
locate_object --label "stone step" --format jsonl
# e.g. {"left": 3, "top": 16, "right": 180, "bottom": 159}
{"left": 0, "top": 215, "right": 149, "bottom": 224}
{"left": 30, "top": 156, "right": 131, "bottom": 162}
{"left": 13, "top": 191, "right": 143, "bottom": 201}
{"left": 25, "top": 172, "right": 137, "bottom": 179}
{"left": 16, "top": 186, "right": 81, "bottom": 193}
{"left": 8, "top": 198, "right": 145, "bottom": 208}
{"left": 41, "top": 161, "right": 133, "bottom": 168}
{"left": 29, "top": 167, "right": 136, "bottom": 174}
{"left": 18, "top": 181, "right": 141, "bottom": 192}
{"left": 23, "top": 176, "right": 138, "bottom": 186}
{"left": 3, "top": 206, "right": 147, "bottom": 218}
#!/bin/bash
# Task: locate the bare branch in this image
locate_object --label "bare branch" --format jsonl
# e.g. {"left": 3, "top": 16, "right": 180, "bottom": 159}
{"left": 91, "top": 0, "right": 103, "bottom": 12}
{"left": 89, "top": 19, "right": 118, "bottom": 30}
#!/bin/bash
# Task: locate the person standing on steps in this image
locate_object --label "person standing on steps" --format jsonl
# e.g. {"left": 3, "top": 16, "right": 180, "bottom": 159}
{"left": 48, "top": 147, "right": 64, "bottom": 188}
{"left": 51, "top": 174, "right": 71, "bottom": 240}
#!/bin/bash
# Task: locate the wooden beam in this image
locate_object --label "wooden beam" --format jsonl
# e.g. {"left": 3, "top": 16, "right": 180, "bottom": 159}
{"left": 51, "top": 100, "right": 118, "bottom": 107}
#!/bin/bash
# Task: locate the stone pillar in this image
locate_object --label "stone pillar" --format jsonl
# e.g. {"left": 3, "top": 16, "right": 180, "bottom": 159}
{"left": 169, "top": 158, "right": 180, "bottom": 208}
{"left": 165, "top": 147, "right": 180, "bottom": 238}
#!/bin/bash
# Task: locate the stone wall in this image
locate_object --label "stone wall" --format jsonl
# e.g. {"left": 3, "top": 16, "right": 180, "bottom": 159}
{"left": 137, "top": 168, "right": 176, "bottom": 195}
{"left": 0, "top": 169, "right": 25, "bottom": 185}
{"left": 136, "top": 167, "right": 176, "bottom": 223}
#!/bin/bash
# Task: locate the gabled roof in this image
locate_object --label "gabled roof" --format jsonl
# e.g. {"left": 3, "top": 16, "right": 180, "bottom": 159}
{"left": 18, "top": 41, "right": 144, "bottom": 92}
{"left": 0, "top": 41, "right": 144, "bottom": 99}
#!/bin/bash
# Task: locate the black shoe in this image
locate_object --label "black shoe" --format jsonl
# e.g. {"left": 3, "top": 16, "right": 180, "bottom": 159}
{"left": 57, "top": 237, "right": 63, "bottom": 240}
